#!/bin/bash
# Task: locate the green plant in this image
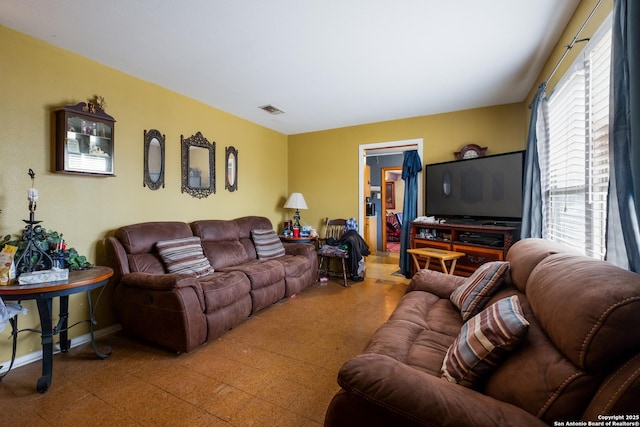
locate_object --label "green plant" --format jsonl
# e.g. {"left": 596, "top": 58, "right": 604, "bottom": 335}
{"left": 3, "top": 228, "right": 92, "bottom": 270}
{"left": 64, "top": 247, "right": 92, "bottom": 270}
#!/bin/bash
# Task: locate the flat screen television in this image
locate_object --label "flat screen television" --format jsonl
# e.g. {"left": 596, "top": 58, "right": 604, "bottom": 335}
{"left": 425, "top": 150, "right": 525, "bottom": 222}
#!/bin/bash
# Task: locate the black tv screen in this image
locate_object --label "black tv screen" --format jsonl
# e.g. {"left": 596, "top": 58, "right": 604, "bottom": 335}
{"left": 425, "top": 150, "right": 525, "bottom": 221}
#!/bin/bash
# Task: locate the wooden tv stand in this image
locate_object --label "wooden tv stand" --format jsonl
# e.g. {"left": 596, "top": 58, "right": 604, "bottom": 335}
{"left": 409, "top": 220, "right": 520, "bottom": 276}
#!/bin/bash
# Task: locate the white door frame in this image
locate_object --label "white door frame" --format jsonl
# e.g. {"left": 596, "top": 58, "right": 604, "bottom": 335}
{"left": 358, "top": 138, "right": 424, "bottom": 237}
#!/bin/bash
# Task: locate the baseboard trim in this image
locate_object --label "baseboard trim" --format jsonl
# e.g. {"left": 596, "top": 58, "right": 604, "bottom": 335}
{"left": 0, "top": 324, "right": 122, "bottom": 374}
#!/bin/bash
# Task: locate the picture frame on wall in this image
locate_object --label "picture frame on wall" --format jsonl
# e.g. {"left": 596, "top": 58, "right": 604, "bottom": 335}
{"left": 385, "top": 182, "right": 395, "bottom": 209}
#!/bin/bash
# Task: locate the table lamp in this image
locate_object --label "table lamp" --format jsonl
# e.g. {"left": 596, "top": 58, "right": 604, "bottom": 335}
{"left": 284, "top": 192, "right": 308, "bottom": 228}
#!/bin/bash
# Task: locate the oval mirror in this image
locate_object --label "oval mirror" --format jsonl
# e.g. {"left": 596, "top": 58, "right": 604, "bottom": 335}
{"left": 143, "top": 129, "right": 165, "bottom": 190}
{"left": 148, "top": 139, "right": 162, "bottom": 182}
{"left": 181, "top": 132, "right": 215, "bottom": 198}
{"left": 225, "top": 146, "right": 238, "bottom": 192}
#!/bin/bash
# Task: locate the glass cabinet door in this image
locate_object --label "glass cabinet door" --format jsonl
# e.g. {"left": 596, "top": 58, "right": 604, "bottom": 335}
{"left": 55, "top": 103, "right": 115, "bottom": 176}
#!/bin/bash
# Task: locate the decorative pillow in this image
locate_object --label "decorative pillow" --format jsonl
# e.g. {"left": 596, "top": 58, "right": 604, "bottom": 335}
{"left": 450, "top": 261, "right": 509, "bottom": 321}
{"left": 442, "top": 295, "right": 530, "bottom": 388}
{"left": 156, "top": 236, "right": 215, "bottom": 278}
{"left": 251, "top": 229, "right": 286, "bottom": 260}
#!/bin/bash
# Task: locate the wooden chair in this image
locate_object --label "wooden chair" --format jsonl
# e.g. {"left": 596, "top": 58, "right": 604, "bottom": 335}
{"left": 317, "top": 218, "right": 349, "bottom": 287}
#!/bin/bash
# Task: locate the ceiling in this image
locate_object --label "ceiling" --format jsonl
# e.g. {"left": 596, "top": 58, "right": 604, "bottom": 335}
{"left": 0, "top": 1, "right": 580, "bottom": 135}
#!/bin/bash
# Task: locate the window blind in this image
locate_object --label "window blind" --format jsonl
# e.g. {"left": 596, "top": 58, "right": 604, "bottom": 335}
{"left": 544, "top": 26, "right": 611, "bottom": 259}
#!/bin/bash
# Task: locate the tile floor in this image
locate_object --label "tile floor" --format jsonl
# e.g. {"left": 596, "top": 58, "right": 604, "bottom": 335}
{"left": 0, "top": 254, "right": 409, "bottom": 426}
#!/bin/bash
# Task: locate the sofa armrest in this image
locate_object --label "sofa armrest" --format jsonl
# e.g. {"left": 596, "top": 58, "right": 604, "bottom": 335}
{"left": 405, "top": 269, "right": 466, "bottom": 298}
{"left": 330, "top": 353, "right": 547, "bottom": 427}
{"left": 119, "top": 272, "right": 205, "bottom": 311}
{"left": 283, "top": 242, "right": 315, "bottom": 258}
{"left": 104, "top": 236, "right": 130, "bottom": 285}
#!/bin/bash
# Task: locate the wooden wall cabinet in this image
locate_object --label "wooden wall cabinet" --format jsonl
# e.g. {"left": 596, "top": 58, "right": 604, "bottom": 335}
{"left": 409, "top": 221, "right": 519, "bottom": 276}
{"left": 55, "top": 102, "right": 115, "bottom": 176}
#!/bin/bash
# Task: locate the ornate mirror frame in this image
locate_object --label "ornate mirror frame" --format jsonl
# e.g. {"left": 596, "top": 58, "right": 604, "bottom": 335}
{"left": 225, "top": 146, "right": 238, "bottom": 192}
{"left": 181, "top": 132, "right": 216, "bottom": 198}
{"left": 143, "top": 129, "right": 165, "bottom": 190}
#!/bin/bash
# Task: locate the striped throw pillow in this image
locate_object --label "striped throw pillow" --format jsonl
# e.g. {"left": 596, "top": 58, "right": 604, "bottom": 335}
{"left": 156, "top": 236, "right": 215, "bottom": 278}
{"left": 450, "top": 261, "right": 509, "bottom": 321}
{"left": 251, "top": 229, "right": 286, "bottom": 260}
{"left": 442, "top": 295, "right": 529, "bottom": 388}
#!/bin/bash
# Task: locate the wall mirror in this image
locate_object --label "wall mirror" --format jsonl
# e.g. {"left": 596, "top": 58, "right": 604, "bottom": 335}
{"left": 143, "top": 129, "right": 165, "bottom": 190}
{"left": 181, "top": 132, "right": 215, "bottom": 198}
{"left": 225, "top": 146, "right": 238, "bottom": 192}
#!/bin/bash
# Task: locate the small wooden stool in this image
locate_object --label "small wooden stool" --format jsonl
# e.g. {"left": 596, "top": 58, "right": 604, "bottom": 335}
{"left": 407, "top": 248, "right": 465, "bottom": 275}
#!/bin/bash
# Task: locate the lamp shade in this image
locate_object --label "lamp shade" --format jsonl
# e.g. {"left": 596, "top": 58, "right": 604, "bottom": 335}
{"left": 284, "top": 193, "right": 308, "bottom": 210}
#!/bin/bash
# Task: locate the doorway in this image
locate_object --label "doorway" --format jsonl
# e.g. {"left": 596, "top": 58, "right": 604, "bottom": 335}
{"left": 358, "top": 139, "right": 423, "bottom": 259}
{"left": 381, "top": 167, "right": 403, "bottom": 252}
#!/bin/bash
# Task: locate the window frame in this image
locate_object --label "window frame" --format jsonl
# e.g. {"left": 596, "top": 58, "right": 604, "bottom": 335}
{"left": 543, "top": 14, "right": 612, "bottom": 259}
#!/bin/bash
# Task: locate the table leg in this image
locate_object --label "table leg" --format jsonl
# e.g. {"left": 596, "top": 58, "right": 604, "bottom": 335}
{"left": 87, "top": 289, "right": 112, "bottom": 359}
{"left": 35, "top": 297, "right": 54, "bottom": 393}
{"left": 411, "top": 253, "right": 421, "bottom": 271}
{"left": 57, "top": 296, "right": 70, "bottom": 352}
{"left": 0, "top": 316, "right": 18, "bottom": 382}
{"left": 317, "top": 256, "right": 325, "bottom": 281}
{"left": 340, "top": 258, "right": 349, "bottom": 287}
{"left": 439, "top": 259, "right": 449, "bottom": 274}
{"left": 449, "top": 259, "right": 459, "bottom": 275}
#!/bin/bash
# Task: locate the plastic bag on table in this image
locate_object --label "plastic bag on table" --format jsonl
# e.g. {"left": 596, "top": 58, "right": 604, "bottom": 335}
{"left": 0, "top": 298, "right": 27, "bottom": 333}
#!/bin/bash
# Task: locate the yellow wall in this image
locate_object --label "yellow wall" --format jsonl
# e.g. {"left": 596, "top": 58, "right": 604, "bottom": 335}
{"left": 0, "top": 26, "right": 288, "bottom": 357}
{"left": 288, "top": 103, "right": 526, "bottom": 231}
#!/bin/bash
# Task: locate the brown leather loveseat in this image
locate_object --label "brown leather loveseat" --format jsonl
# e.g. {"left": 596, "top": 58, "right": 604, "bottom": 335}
{"left": 105, "top": 216, "right": 317, "bottom": 353}
{"left": 325, "top": 238, "right": 640, "bottom": 426}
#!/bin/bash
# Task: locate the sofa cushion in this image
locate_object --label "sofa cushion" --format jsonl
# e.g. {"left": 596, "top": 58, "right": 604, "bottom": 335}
{"left": 504, "top": 238, "right": 573, "bottom": 292}
{"left": 191, "top": 220, "right": 251, "bottom": 268}
{"left": 219, "top": 259, "right": 285, "bottom": 290}
{"left": 526, "top": 253, "right": 640, "bottom": 371}
{"left": 442, "top": 295, "right": 529, "bottom": 388}
{"left": 482, "top": 285, "right": 603, "bottom": 424}
{"left": 201, "top": 240, "right": 248, "bottom": 269}
{"left": 156, "top": 236, "right": 215, "bottom": 278}
{"left": 450, "top": 261, "right": 509, "bottom": 321}
{"left": 485, "top": 244, "right": 640, "bottom": 423}
{"left": 198, "top": 270, "right": 252, "bottom": 312}
{"left": 235, "top": 216, "right": 274, "bottom": 259}
{"left": 273, "top": 254, "right": 310, "bottom": 277}
{"left": 364, "top": 290, "right": 462, "bottom": 377}
{"left": 115, "top": 221, "right": 194, "bottom": 274}
{"left": 127, "top": 253, "right": 165, "bottom": 274}
{"left": 251, "top": 229, "right": 286, "bottom": 260}
{"left": 116, "top": 221, "right": 193, "bottom": 254}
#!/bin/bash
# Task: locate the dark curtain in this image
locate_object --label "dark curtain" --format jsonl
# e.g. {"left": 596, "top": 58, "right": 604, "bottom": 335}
{"left": 400, "top": 150, "right": 422, "bottom": 278}
{"left": 606, "top": 0, "right": 640, "bottom": 272}
{"left": 521, "top": 83, "right": 548, "bottom": 239}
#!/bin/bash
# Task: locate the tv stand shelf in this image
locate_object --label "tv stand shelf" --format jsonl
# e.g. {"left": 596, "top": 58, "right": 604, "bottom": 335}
{"left": 410, "top": 221, "right": 519, "bottom": 276}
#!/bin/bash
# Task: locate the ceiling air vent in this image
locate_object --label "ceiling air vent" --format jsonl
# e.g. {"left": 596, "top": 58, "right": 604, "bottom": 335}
{"left": 259, "top": 104, "right": 285, "bottom": 115}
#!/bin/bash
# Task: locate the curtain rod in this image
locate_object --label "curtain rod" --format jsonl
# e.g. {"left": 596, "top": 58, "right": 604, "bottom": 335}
{"left": 365, "top": 152, "right": 406, "bottom": 158}
{"left": 364, "top": 144, "right": 418, "bottom": 157}
{"left": 544, "top": 0, "right": 604, "bottom": 86}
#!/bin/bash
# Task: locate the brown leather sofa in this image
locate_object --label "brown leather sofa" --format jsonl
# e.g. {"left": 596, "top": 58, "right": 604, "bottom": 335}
{"left": 325, "top": 238, "right": 640, "bottom": 426}
{"left": 105, "top": 216, "right": 317, "bottom": 353}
